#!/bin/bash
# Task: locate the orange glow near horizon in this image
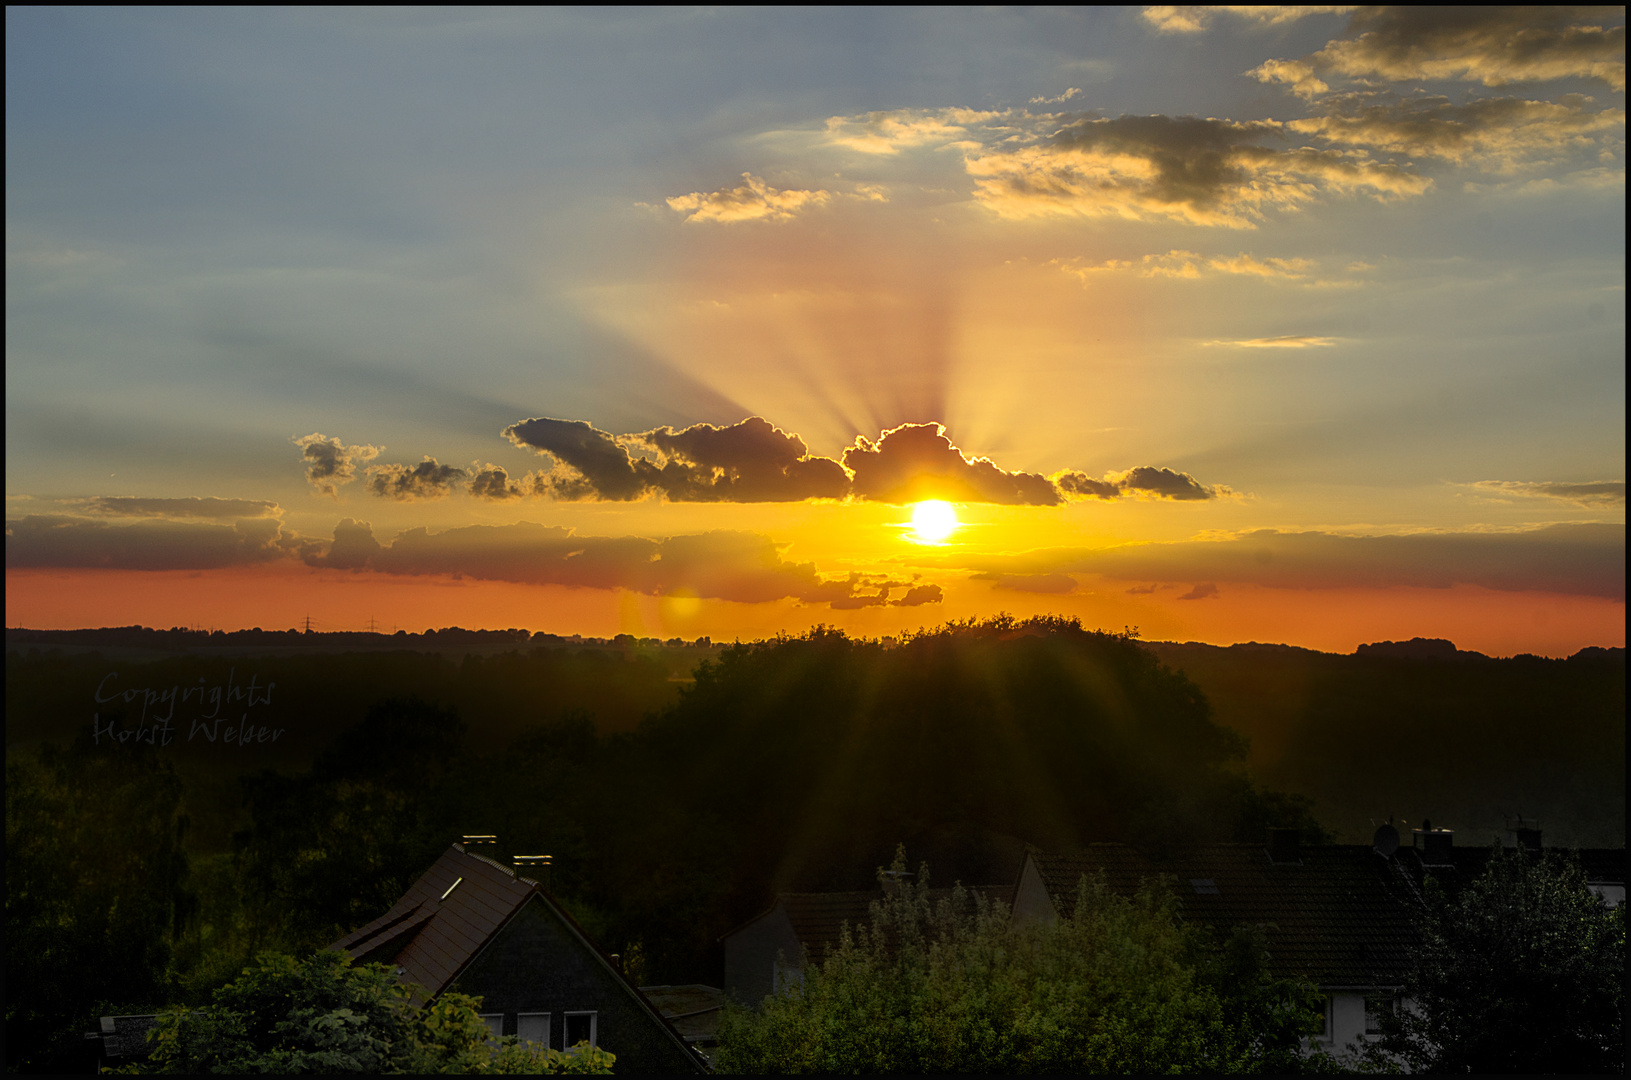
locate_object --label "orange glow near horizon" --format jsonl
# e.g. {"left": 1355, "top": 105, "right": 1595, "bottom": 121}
{"left": 7, "top": 566, "right": 1622, "bottom": 659}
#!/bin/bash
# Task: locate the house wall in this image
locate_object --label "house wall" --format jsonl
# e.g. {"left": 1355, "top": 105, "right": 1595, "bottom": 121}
{"left": 1010, "top": 856, "right": 1059, "bottom": 925}
{"left": 722, "top": 905, "right": 802, "bottom": 1006}
{"left": 450, "top": 895, "right": 699, "bottom": 1074}
{"left": 1306, "top": 991, "right": 1411, "bottom": 1067}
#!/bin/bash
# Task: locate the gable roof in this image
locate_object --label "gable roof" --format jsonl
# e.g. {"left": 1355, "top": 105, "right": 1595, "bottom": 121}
{"left": 1028, "top": 843, "right": 1424, "bottom": 988}
{"left": 331, "top": 842, "right": 538, "bottom": 1000}
{"left": 330, "top": 844, "right": 706, "bottom": 1070}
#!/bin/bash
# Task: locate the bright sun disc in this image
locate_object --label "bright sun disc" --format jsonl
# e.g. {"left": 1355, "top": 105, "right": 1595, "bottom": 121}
{"left": 910, "top": 500, "right": 958, "bottom": 543}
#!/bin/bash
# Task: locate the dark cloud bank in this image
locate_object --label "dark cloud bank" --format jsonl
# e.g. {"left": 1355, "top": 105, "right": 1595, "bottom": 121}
{"left": 938, "top": 524, "right": 1625, "bottom": 602}
{"left": 298, "top": 416, "right": 1225, "bottom": 506}
{"left": 10, "top": 515, "right": 1621, "bottom": 606}
{"left": 5, "top": 514, "right": 940, "bottom": 610}
{"left": 497, "top": 415, "right": 1226, "bottom": 506}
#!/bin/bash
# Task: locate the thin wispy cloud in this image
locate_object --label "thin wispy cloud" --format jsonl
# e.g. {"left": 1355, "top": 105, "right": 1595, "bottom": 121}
{"left": 1142, "top": 6, "right": 1354, "bottom": 35}
{"left": 1056, "top": 251, "right": 1322, "bottom": 283}
{"left": 82, "top": 496, "right": 283, "bottom": 520}
{"left": 1470, "top": 479, "right": 1626, "bottom": 508}
{"left": 1203, "top": 335, "right": 1339, "bottom": 348}
{"left": 666, "top": 173, "right": 834, "bottom": 224}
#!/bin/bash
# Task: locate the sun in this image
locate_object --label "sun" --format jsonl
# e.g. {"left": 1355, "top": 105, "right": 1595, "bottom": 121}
{"left": 909, "top": 500, "right": 959, "bottom": 543}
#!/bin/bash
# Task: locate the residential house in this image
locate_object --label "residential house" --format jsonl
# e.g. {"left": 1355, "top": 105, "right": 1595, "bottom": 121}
{"left": 1390, "top": 821, "right": 1625, "bottom": 908}
{"left": 1014, "top": 829, "right": 1424, "bottom": 1053}
{"left": 330, "top": 841, "right": 705, "bottom": 1073}
{"left": 1013, "top": 825, "right": 1625, "bottom": 1056}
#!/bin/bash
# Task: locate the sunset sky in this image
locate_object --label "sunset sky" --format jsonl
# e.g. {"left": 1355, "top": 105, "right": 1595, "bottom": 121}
{"left": 6, "top": 7, "right": 1625, "bottom": 655}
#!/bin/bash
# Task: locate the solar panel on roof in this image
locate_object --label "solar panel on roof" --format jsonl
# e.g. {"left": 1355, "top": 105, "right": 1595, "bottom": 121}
{"left": 1190, "top": 878, "right": 1220, "bottom": 894}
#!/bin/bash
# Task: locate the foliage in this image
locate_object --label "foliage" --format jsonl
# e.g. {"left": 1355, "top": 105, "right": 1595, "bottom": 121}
{"left": 1147, "top": 641, "right": 1626, "bottom": 847}
{"left": 1364, "top": 846, "right": 1625, "bottom": 1073}
{"left": 231, "top": 696, "right": 468, "bottom": 946}
{"left": 5, "top": 737, "right": 194, "bottom": 1072}
{"left": 123, "top": 949, "right": 614, "bottom": 1074}
{"left": 714, "top": 848, "right": 1326, "bottom": 1074}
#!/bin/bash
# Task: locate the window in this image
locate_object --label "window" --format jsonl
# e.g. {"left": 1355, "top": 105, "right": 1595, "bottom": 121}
{"left": 1310, "top": 995, "right": 1332, "bottom": 1041}
{"left": 564, "top": 1011, "right": 597, "bottom": 1050}
{"left": 1364, "top": 995, "right": 1395, "bottom": 1036}
{"left": 477, "top": 1013, "right": 504, "bottom": 1043}
{"left": 516, "top": 1012, "right": 549, "bottom": 1047}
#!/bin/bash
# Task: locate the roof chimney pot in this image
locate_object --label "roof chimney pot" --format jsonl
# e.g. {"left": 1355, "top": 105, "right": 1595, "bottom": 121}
{"left": 1413, "top": 826, "right": 1454, "bottom": 865}
{"left": 1508, "top": 817, "right": 1542, "bottom": 853}
{"left": 513, "top": 854, "right": 552, "bottom": 890}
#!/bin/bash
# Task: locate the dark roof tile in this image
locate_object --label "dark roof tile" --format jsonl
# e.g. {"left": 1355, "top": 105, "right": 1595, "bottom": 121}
{"left": 1030, "top": 843, "right": 1423, "bottom": 987}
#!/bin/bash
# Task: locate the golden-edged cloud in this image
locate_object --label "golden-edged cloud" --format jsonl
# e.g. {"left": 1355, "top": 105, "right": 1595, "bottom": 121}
{"left": 666, "top": 173, "right": 834, "bottom": 223}
{"left": 965, "top": 114, "right": 1431, "bottom": 227}
{"left": 293, "top": 433, "right": 382, "bottom": 497}
{"left": 821, "top": 109, "right": 993, "bottom": 154}
{"left": 1055, "top": 466, "right": 1231, "bottom": 502}
{"left": 1057, "top": 250, "right": 1319, "bottom": 283}
{"left": 1290, "top": 93, "right": 1625, "bottom": 172}
{"left": 1142, "top": 6, "right": 1354, "bottom": 35}
{"left": 365, "top": 458, "right": 468, "bottom": 501}
{"left": 500, "top": 415, "right": 1230, "bottom": 506}
{"left": 1252, "top": 7, "right": 1627, "bottom": 93}
{"left": 502, "top": 415, "right": 849, "bottom": 503}
{"left": 841, "top": 423, "right": 1060, "bottom": 505}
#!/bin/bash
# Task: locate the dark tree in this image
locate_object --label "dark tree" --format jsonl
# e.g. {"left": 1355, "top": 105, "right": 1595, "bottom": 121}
{"left": 1374, "top": 845, "right": 1624, "bottom": 1073}
{"left": 5, "top": 738, "right": 193, "bottom": 1072}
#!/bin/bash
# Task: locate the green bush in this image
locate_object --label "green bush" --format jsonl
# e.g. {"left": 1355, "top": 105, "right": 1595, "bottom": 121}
{"left": 715, "top": 848, "right": 1325, "bottom": 1073}
{"left": 124, "top": 949, "right": 614, "bottom": 1074}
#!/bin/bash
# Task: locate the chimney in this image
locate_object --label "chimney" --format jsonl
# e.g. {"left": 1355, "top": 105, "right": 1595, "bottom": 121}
{"left": 1412, "top": 823, "right": 1454, "bottom": 865}
{"left": 461, "top": 834, "right": 499, "bottom": 852}
{"left": 513, "top": 854, "right": 552, "bottom": 890}
{"left": 1267, "top": 828, "right": 1301, "bottom": 865}
{"left": 1372, "top": 822, "right": 1400, "bottom": 859}
{"left": 1508, "top": 817, "right": 1542, "bottom": 853}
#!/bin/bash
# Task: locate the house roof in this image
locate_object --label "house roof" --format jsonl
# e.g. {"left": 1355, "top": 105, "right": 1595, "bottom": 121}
{"left": 1392, "top": 842, "right": 1625, "bottom": 884}
{"left": 330, "top": 844, "right": 706, "bottom": 1070}
{"left": 1029, "top": 843, "right": 1424, "bottom": 988}
{"left": 331, "top": 843, "right": 539, "bottom": 1001}
{"left": 639, "top": 985, "right": 724, "bottom": 1044}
